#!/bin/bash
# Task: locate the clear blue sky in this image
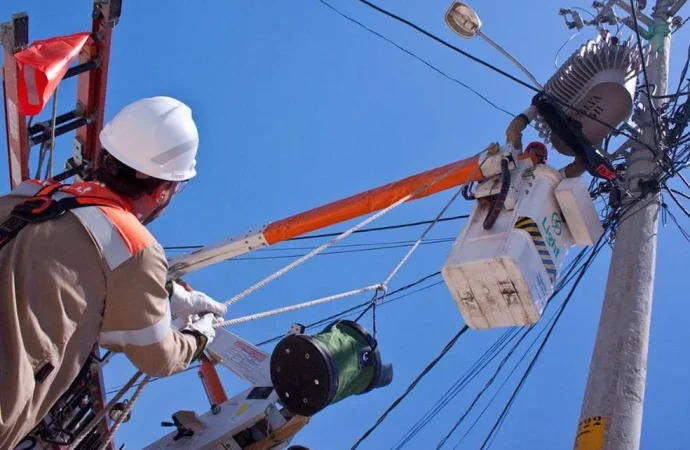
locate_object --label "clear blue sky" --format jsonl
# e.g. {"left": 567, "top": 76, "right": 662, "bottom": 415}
{"left": 2, "top": 1, "right": 690, "bottom": 449}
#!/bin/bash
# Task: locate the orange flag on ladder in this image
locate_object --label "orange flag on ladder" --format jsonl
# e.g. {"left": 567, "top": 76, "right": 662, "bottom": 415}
{"left": 15, "top": 32, "right": 91, "bottom": 116}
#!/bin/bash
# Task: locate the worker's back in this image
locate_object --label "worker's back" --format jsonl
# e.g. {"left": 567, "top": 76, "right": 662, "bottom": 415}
{"left": 0, "top": 186, "right": 107, "bottom": 449}
{"left": 0, "top": 179, "right": 200, "bottom": 450}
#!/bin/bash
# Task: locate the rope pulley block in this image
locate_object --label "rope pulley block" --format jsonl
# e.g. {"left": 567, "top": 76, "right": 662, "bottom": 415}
{"left": 269, "top": 320, "right": 393, "bottom": 416}
{"left": 108, "top": 401, "right": 131, "bottom": 423}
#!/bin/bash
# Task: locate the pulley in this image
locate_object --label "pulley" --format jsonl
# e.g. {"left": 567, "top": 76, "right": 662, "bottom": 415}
{"left": 269, "top": 320, "right": 393, "bottom": 416}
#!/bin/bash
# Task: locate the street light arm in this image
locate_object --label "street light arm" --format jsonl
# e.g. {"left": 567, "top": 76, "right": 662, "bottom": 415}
{"left": 476, "top": 30, "right": 544, "bottom": 90}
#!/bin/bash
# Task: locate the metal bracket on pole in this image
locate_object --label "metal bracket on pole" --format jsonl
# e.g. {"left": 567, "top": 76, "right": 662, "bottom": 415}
{"left": 559, "top": 8, "right": 586, "bottom": 29}
{"left": 669, "top": 0, "right": 689, "bottom": 17}
{"left": 615, "top": 0, "right": 655, "bottom": 26}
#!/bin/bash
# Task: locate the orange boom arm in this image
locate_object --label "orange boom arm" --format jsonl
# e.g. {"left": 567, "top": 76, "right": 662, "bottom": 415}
{"left": 262, "top": 155, "right": 483, "bottom": 244}
{"left": 167, "top": 149, "right": 508, "bottom": 278}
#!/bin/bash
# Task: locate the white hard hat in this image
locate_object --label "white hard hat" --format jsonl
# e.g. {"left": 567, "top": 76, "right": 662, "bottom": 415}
{"left": 99, "top": 96, "right": 199, "bottom": 181}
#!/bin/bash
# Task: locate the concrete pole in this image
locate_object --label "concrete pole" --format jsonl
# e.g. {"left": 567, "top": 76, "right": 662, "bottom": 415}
{"left": 574, "top": 2, "right": 675, "bottom": 450}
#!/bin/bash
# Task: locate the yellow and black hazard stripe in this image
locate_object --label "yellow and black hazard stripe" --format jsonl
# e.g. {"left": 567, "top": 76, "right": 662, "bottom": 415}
{"left": 514, "top": 216, "right": 557, "bottom": 283}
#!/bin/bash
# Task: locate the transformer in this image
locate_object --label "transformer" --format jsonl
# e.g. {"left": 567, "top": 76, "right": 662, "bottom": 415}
{"left": 534, "top": 34, "right": 644, "bottom": 155}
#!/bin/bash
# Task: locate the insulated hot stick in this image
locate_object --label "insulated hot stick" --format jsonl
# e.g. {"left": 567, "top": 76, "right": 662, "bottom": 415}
{"left": 532, "top": 93, "right": 618, "bottom": 182}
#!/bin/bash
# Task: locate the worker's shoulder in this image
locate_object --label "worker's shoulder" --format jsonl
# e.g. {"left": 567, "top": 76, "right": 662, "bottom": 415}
{"left": 81, "top": 204, "right": 168, "bottom": 273}
{"left": 97, "top": 205, "right": 157, "bottom": 256}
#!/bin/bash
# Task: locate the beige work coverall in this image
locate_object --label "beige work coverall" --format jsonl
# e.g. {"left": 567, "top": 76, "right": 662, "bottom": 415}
{"left": 0, "top": 180, "right": 200, "bottom": 449}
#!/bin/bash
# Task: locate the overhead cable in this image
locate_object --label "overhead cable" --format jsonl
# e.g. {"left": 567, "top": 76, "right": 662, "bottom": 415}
{"left": 348, "top": 0, "right": 657, "bottom": 153}
{"left": 163, "top": 215, "right": 469, "bottom": 251}
{"left": 391, "top": 328, "right": 522, "bottom": 450}
{"left": 397, "top": 233, "right": 603, "bottom": 449}
{"left": 256, "top": 270, "right": 443, "bottom": 346}
{"left": 315, "top": 0, "right": 521, "bottom": 120}
{"left": 450, "top": 322, "right": 553, "bottom": 448}
{"left": 479, "top": 234, "right": 607, "bottom": 449}
{"left": 434, "top": 330, "right": 533, "bottom": 449}
{"left": 629, "top": 0, "right": 662, "bottom": 148}
{"left": 352, "top": 0, "right": 539, "bottom": 92}
{"left": 350, "top": 325, "right": 471, "bottom": 450}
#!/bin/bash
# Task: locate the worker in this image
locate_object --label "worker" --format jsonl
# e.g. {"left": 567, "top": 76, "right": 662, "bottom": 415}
{"left": 0, "top": 96, "right": 228, "bottom": 449}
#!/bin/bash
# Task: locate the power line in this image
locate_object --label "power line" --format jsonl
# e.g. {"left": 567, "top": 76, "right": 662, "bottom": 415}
{"left": 225, "top": 239, "right": 454, "bottom": 261}
{"left": 434, "top": 249, "right": 593, "bottom": 447}
{"left": 665, "top": 187, "right": 690, "bottom": 220}
{"left": 397, "top": 232, "right": 602, "bottom": 448}
{"left": 391, "top": 234, "right": 605, "bottom": 447}
{"left": 669, "top": 188, "right": 690, "bottom": 201}
{"left": 450, "top": 319, "right": 552, "bottom": 448}
{"left": 663, "top": 203, "right": 690, "bottom": 244}
{"left": 316, "top": 0, "right": 521, "bottom": 120}
{"left": 106, "top": 274, "right": 443, "bottom": 394}
{"left": 350, "top": 0, "right": 657, "bottom": 153}
{"left": 166, "top": 238, "right": 454, "bottom": 253}
{"left": 629, "top": 0, "right": 662, "bottom": 148}
{"left": 289, "top": 215, "right": 469, "bottom": 240}
{"left": 478, "top": 235, "right": 607, "bottom": 449}
{"left": 105, "top": 364, "right": 199, "bottom": 395}
{"left": 434, "top": 329, "right": 533, "bottom": 449}
{"left": 162, "top": 215, "right": 469, "bottom": 251}
{"left": 106, "top": 275, "right": 444, "bottom": 392}
{"left": 256, "top": 270, "right": 443, "bottom": 346}
{"left": 352, "top": 0, "right": 539, "bottom": 92}
{"left": 391, "top": 328, "right": 522, "bottom": 450}
{"left": 106, "top": 271, "right": 443, "bottom": 394}
{"left": 350, "top": 325, "right": 471, "bottom": 449}
{"left": 168, "top": 239, "right": 455, "bottom": 262}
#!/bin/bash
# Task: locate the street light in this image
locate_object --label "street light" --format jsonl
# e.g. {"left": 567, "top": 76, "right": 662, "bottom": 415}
{"left": 444, "top": 2, "right": 482, "bottom": 38}
{"left": 444, "top": 2, "right": 544, "bottom": 89}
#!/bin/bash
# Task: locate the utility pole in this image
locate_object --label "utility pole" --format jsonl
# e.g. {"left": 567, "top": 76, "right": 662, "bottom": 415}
{"left": 574, "top": 1, "right": 683, "bottom": 449}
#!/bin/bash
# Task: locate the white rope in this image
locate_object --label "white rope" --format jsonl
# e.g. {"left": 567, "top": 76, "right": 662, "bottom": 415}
{"left": 223, "top": 151, "right": 485, "bottom": 307}
{"left": 81, "top": 286, "right": 378, "bottom": 447}
{"left": 382, "top": 186, "right": 465, "bottom": 287}
{"left": 363, "top": 156, "right": 489, "bottom": 319}
{"left": 223, "top": 194, "right": 417, "bottom": 306}
{"left": 215, "top": 284, "right": 383, "bottom": 328}
{"left": 81, "top": 149, "right": 492, "bottom": 447}
{"left": 69, "top": 371, "right": 143, "bottom": 449}
{"left": 96, "top": 375, "right": 151, "bottom": 450}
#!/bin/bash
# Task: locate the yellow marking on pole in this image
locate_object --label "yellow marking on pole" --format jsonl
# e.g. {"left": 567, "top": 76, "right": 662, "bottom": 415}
{"left": 574, "top": 416, "right": 605, "bottom": 450}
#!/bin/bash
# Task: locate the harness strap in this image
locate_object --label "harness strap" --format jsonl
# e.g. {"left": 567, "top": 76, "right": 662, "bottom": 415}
{"left": 0, "top": 184, "right": 123, "bottom": 252}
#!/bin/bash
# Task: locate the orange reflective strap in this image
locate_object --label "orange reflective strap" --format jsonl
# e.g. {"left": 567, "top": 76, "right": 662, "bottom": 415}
{"left": 71, "top": 196, "right": 125, "bottom": 210}
{"left": 98, "top": 206, "right": 155, "bottom": 256}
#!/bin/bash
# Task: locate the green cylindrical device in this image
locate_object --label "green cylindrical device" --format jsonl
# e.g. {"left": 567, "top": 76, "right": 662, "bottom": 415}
{"left": 269, "top": 320, "right": 393, "bottom": 417}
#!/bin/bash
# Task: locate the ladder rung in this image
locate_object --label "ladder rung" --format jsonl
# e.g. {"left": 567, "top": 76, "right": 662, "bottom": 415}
{"left": 64, "top": 60, "right": 99, "bottom": 80}
{"left": 29, "top": 117, "right": 92, "bottom": 146}
{"left": 28, "top": 110, "right": 78, "bottom": 136}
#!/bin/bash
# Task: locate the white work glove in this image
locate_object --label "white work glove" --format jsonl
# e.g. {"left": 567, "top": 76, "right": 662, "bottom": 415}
{"left": 169, "top": 280, "right": 228, "bottom": 321}
{"left": 181, "top": 313, "right": 217, "bottom": 359}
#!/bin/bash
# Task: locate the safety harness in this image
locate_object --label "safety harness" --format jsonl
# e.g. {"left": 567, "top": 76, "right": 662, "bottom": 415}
{"left": 3, "top": 182, "right": 131, "bottom": 446}
{"left": 0, "top": 182, "right": 124, "bottom": 252}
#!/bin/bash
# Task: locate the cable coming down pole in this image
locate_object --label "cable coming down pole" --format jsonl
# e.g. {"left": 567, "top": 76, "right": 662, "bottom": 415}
{"left": 575, "top": 1, "right": 674, "bottom": 449}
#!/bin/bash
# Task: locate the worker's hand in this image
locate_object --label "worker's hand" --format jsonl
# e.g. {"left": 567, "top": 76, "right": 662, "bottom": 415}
{"left": 181, "top": 313, "right": 217, "bottom": 359}
{"left": 169, "top": 280, "right": 228, "bottom": 318}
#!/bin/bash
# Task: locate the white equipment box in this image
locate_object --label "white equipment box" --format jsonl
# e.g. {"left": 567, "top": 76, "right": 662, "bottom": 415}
{"left": 144, "top": 331, "right": 307, "bottom": 450}
{"left": 142, "top": 386, "right": 291, "bottom": 450}
{"left": 442, "top": 160, "right": 602, "bottom": 329}
{"left": 206, "top": 329, "right": 272, "bottom": 386}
